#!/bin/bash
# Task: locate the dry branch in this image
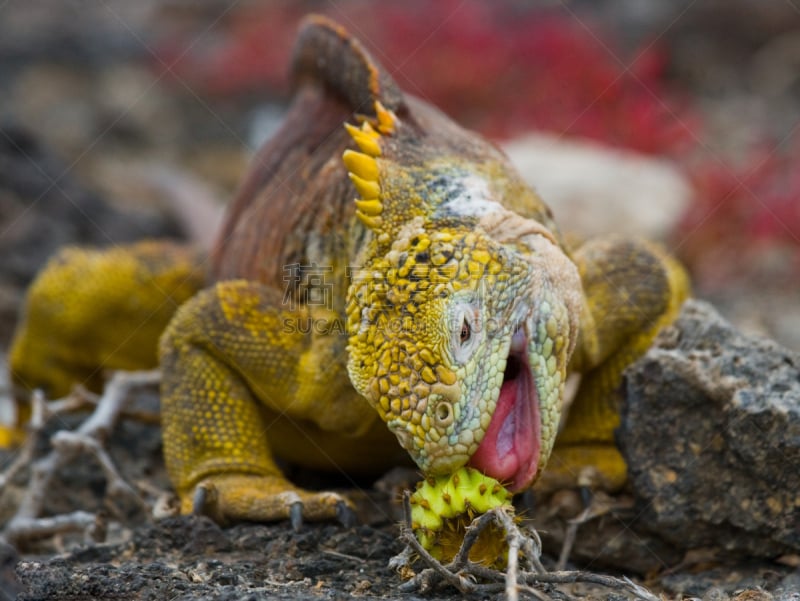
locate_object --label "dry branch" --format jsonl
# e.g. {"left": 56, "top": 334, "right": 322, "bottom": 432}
{"left": 392, "top": 491, "right": 661, "bottom": 601}
{"left": 1, "top": 370, "right": 161, "bottom": 547}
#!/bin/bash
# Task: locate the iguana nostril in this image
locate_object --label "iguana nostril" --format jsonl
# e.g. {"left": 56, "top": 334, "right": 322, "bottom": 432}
{"left": 435, "top": 401, "right": 454, "bottom": 426}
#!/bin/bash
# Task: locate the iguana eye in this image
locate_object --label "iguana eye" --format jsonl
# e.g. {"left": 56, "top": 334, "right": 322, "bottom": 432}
{"left": 451, "top": 299, "right": 481, "bottom": 364}
{"left": 460, "top": 319, "right": 471, "bottom": 345}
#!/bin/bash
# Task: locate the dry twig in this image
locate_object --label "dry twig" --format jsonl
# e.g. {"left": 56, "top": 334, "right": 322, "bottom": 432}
{"left": 555, "top": 490, "right": 635, "bottom": 571}
{"left": 0, "top": 390, "right": 101, "bottom": 491}
{"left": 1, "top": 370, "right": 160, "bottom": 547}
{"left": 392, "top": 492, "right": 661, "bottom": 601}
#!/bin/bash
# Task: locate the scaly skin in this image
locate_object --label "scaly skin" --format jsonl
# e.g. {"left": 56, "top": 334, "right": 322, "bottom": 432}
{"left": 4, "top": 240, "right": 204, "bottom": 444}
{"left": 6, "top": 16, "right": 690, "bottom": 528}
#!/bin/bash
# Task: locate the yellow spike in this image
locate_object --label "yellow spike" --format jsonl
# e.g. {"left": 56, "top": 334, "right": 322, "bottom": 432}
{"left": 356, "top": 135, "right": 381, "bottom": 156}
{"left": 375, "top": 101, "right": 396, "bottom": 134}
{"left": 344, "top": 123, "right": 381, "bottom": 156}
{"left": 343, "top": 150, "right": 379, "bottom": 181}
{"left": 349, "top": 173, "right": 381, "bottom": 199}
{"left": 352, "top": 121, "right": 381, "bottom": 140}
{"left": 361, "top": 121, "right": 380, "bottom": 138}
{"left": 356, "top": 210, "right": 383, "bottom": 230}
{"left": 354, "top": 199, "right": 383, "bottom": 216}
{"left": 355, "top": 135, "right": 381, "bottom": 156}
{"left": 345, "top": 122, "right": 365, "bottom": 139}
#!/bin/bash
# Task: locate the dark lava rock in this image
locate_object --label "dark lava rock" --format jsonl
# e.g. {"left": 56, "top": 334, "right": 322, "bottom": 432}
{"left": 659, "top": 560, "right": 798, "bottom": 598}
{"left": 0, "top": 539, "right": 22, "bottom": 598}
{"left": 620, "top": 299, "right": 800, "bottom": 557}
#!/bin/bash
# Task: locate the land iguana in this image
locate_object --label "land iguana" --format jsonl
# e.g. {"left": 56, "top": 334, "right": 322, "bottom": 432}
{"left": 6, "top": 16, "right": 689, "bottom": 536}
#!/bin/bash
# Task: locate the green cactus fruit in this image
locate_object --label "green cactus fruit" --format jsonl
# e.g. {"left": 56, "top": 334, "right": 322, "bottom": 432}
{"left": 408, "top": 467, "right": 513, "bottom": 565}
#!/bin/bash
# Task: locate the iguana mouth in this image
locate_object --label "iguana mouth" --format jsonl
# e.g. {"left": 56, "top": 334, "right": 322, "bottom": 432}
{"left": 467, "top": 327, "right": 541, "bottom": 492}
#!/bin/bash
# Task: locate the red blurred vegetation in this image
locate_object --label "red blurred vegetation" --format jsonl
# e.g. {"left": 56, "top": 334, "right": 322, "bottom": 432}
{"left": 678, "top": 145, "right": 800, "bottom": 287}
{"left": 156, "top": 0, "right": 799, "bottom": 288}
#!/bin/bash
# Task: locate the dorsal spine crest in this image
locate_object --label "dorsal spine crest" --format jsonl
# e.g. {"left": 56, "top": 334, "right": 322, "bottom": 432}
{"left": 343, "top": 101, "right": 398, "bottom": 232}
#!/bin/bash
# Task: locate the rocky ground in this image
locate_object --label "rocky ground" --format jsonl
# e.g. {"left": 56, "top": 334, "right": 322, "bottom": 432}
{"left": 0, "top": 1, "right": 798, "bottom": 599}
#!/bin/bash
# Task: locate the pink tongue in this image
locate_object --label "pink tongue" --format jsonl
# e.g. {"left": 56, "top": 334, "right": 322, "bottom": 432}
{"left": 468, "top": 375, "right": 537, "bottom": 490}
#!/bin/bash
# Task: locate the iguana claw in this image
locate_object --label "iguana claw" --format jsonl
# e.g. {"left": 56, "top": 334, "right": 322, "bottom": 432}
{"left": 290, "top": 501, "right": 304, "bottom": 532}
{"left": 336, "top": 500, "right": 358, "bottom": 528}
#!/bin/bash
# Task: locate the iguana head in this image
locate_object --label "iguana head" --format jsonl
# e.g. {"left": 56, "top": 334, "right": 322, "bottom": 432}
{"left": 345, "top": 102, "right": 582, "bottom": 492}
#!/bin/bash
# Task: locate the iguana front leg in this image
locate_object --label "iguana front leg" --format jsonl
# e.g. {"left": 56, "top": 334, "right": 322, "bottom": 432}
{"left": 539, "top": 236, "right": 690, "bottom": 492}
{"left": 159, "top": 279, "right": 388, "bottom": 527}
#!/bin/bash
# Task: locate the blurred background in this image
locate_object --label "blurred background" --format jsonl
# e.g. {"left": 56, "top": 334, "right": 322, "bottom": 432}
{"left": 0, "top": 0, "right": 798, "bottom": 348}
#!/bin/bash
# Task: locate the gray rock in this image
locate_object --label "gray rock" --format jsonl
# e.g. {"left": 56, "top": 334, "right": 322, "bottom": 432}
{"left": 620, "top": 299, "right": 800, "bottom": 557}
{"left": 659, "top": 560, "right": 791, "bottom": 597}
